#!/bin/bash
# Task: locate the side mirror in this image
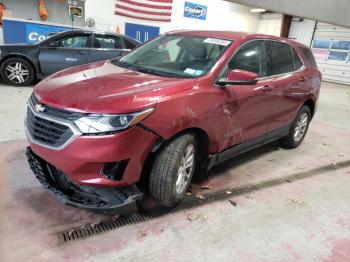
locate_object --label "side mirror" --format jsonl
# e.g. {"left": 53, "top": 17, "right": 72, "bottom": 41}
{"left": 218, "top": 69, "right": 258, "bottom": 86}
{"left": 46, "top": 41, "right": 60, "bottom": 48}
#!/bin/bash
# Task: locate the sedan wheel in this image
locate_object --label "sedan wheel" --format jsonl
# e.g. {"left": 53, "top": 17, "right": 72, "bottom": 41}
{"left": 5, "top": 62, "right": 30, "bottom": 84}
{"left": 1, "top": 58, "right": 35, "bottom": 86}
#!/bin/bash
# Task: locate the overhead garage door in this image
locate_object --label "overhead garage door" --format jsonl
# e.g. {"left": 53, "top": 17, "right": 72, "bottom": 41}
{"left": 311, "top": 22, "right": 350, "bottom": 85}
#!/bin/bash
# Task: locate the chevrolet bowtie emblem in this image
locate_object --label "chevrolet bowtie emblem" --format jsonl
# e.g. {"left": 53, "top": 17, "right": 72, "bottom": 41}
{"left": 35, "top": 104, "right": 45, "bottom": 113}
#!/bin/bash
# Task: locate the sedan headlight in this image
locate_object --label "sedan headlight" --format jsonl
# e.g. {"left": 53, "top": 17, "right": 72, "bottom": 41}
{"left": 74, "top": 108, "right": 154, "bottom": 134}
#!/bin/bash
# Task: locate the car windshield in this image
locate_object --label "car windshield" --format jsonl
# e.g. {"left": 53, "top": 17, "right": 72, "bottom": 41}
{"left": 115, "top": 34, "right": 232, "bottom": 78}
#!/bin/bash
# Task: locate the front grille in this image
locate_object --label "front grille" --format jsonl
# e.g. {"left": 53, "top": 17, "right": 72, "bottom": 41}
{"left": 29, "top": 94, "right": 85, "bottom": 121}
{"left": 26, "top": 93, "right": 85, "bottom": 148}
{"left": 26, "top": 108, "right": 74, "bottom": 147}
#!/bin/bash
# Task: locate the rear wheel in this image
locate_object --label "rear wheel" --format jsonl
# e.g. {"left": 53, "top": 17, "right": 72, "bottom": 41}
{"left": 1, "top": 57, "right": 35, "bottom": 86}
{"left": 149, "top": 134, "right": 197, "bottom": 207}
{"left": 282, "top": 106, "right": 311, "bottom": 148}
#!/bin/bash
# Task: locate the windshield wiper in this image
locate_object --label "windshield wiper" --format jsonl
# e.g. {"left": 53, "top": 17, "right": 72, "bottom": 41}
{"left": 112, "top": 60, "right": 132, "bottom": 69}
{"left": 132, "top": 67, "right": 175, "bottom": 77}
{"left": 113, "top": 61, "right": 191, "bottom": 78}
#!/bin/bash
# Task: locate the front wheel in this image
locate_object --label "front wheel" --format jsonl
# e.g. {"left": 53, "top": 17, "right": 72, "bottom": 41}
{"left": 281, "top": 106, "right": 311, "bottom": 148}
{"left": 149, "top": 134, "right": 197, "bottom": 207}
{"left": 0, "top": 57, "right": 35, "bottom": 86}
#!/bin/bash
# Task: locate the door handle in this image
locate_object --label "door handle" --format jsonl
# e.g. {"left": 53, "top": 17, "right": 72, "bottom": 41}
{"left": 262, "top": 85, "right": 272, "bottom": 92}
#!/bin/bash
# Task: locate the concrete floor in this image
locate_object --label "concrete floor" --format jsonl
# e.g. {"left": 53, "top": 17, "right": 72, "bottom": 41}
{"left": 0, "top": 81, "right": 350, "bottom": 261}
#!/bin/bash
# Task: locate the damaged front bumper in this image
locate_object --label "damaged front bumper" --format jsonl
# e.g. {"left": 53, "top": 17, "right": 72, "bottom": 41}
{"left": 26, "top": 147, "right": 144, "bottom": 214}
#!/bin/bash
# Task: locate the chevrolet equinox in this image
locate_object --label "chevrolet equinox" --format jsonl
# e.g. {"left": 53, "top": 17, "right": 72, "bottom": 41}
{"left": 25, "top": 31, "right": 321, "bottom": 213}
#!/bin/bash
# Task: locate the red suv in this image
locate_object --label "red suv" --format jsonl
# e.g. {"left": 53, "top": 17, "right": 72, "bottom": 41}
{"left": 26, "top": 31, "right": 321, "bottom": 213}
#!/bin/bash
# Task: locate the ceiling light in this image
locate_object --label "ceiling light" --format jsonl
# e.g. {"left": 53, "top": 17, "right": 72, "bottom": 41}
{"left": 250, "top": 8, "right": 266, "bottom": 13}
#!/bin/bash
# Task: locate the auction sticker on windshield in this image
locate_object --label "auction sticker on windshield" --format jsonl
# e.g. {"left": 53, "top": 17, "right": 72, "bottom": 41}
{"left": 184, "top": 68, "right": 203, "bottom": 76}
{"left": 203, "top": 38, "right": 231, "bottom": 46}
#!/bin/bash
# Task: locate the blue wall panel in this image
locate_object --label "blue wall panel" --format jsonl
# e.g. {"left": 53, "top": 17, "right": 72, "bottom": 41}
{"left": 3, "top": 19, "right": 70, "bottom": 45}
{"left": 125, "top": 23, "right": 159, "bottom": 43}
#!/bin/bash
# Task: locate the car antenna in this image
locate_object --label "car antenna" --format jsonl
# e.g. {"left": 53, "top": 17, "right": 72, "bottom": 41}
{"left": 85, "top": 18, "right": 96, "bottom": 64}
{"left": 70, "top": 10, "right": 75, "bottom": 67}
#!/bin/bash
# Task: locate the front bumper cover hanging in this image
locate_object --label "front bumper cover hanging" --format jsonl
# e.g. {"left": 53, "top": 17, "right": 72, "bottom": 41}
{"left": 26, "top": 147, "right": 143, "bottom": 214}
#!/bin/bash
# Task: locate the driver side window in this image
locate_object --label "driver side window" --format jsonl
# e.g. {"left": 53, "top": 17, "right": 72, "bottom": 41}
{"left": 59, "top": 35, "right": 89, "bottom": 48}
{"left": 222, "top": 40, "right": 267, "bottom": 78}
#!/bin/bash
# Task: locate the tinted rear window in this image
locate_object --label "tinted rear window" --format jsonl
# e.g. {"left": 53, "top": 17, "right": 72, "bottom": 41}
{"left": 292, "top": 48, "right": 303, "bottom": 70}
{"left": 94, "top": 34, "right": 123, "bottom": 49}
{"left": 268, "top": 41, "right": 294, "bottom": 75}
{"left": 300, "top": 47, "right": 317, "bottom": 68}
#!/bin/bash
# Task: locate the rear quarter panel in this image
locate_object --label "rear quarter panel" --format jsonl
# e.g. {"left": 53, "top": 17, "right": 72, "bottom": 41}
{"left": 293, "top": 44, "right": 322, "bottom": 113}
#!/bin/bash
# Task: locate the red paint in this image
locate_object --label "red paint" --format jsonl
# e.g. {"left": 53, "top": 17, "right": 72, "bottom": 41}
{"left": 30, "top": 31, "right": 321, "bottom": 188}
{"left": 227, "top": 69, "right": 258, "bottom": 82}
{"left": 325, "top": 239, "right": 350, "bottom": 262}
{"left": 30, "top": 126, "right": 157, "bottom": 186}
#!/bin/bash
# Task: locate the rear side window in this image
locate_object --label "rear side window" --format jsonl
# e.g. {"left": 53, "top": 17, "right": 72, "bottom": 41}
{"left": 292, "top": 48, "right": 303, "bottom": 70}
{"left": 94, "top": 34, "right": 123, "bottom": 49}
{"left": 300, "top": 47, "right": 317, "bottom": 68}
{"left": 268, "top": 41, "right": 294, "bottom": 75}
{"left": 225, "top": 40, "right": 268, "bottom": 77}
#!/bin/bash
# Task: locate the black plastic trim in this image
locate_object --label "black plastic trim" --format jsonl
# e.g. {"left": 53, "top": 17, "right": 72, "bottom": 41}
{"left": 26, "top": 147, "right": 143, "bottom": 214}
{"left": 136, "top": 123, "right": 165, "bottom": 152}
{"left": 207, "top": 124, "right": 291, "bottom": 170}
{"left": 100, "top": 160, "right": 129, "bottom": 181}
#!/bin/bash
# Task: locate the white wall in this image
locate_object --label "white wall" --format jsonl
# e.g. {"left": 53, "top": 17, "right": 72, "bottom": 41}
{"left": 257, "top": 13, "right": 283, "bottom": 36}
{"left": 85, "top": 0, "right": 261, "bottom": 34}
{"left": 288, "top": 18, "right": 316, "bottom": 46}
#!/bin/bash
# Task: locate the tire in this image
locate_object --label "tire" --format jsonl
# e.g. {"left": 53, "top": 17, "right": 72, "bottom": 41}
{"left": 1, "top": 57, "right": 35, "bottom": 86}
{"left": 281, "top": 105, "right": 311, "bottom": 148}
{"left": 149, "top": 134, "right": 197, "bottom": 207}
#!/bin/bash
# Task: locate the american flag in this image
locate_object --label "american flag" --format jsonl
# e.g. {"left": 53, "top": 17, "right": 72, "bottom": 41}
{"left": 115, "top": 0, "right": 173, "bottom": 22}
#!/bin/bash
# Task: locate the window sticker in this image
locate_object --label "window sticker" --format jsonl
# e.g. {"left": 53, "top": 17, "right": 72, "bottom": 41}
{"left": 194, "top": 70, "right": 203, "bottom": 76}
{"left": 184, "top": 68, "right": 204, "bottom": 76}
{"left": 203, "top": 38, "right": 231, "bottom": 46}
{"left": 184, "top": 68, "right": 197, "bottom": 75}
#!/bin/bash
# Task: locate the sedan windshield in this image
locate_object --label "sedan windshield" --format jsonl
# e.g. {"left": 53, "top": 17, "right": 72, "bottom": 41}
{"left": 116, "top": 34, "right": 232, "bottom": 78}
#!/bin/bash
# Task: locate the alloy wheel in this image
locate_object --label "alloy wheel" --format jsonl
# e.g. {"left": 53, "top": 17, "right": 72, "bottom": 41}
{"left": 5, "top": 62, "right": 30, "bottom": 84}
{"left": 175, "top": 143, "right": 195, "bottom": 196}
{"left": 294, "top": 112, "right": 308, "bottom": 142}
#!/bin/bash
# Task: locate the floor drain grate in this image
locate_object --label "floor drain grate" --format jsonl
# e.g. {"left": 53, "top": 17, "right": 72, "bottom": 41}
{"left": 60, "top": 159, "right": 350, "bottom": 243}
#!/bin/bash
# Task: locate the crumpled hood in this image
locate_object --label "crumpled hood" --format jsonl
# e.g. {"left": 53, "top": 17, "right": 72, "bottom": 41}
{"left": 34, "top": 60, "right": 197, "bottom": 113}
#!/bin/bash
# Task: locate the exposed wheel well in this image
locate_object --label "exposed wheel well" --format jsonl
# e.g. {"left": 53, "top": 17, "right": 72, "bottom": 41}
{"left": 179, "top": 128, "right": 210, "bottom": 166}
{"left": 138, "top": 127, "right": 210, "bottom": 191}
{"left": 303, "top": 99, "right": 315, "bottom": 118}
{"left": 161, "top": 128, "right": 210, "bottom": 182}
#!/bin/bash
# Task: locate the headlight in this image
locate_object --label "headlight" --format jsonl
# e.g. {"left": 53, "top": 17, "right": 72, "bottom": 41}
{"left": 74, "top": 108, "right": 154, "bottom": 134}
